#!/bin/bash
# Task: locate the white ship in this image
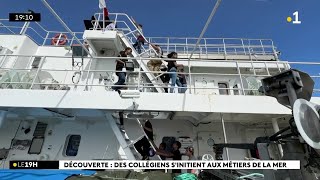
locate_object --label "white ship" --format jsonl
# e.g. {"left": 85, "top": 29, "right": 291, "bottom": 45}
{"left": 0, "top": 0, "right": 320, "bottom": 179}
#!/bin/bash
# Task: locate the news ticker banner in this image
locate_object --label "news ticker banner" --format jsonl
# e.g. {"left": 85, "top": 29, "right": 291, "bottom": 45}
{"left": 10, "top": 160, "right": 300, "bottom": 170}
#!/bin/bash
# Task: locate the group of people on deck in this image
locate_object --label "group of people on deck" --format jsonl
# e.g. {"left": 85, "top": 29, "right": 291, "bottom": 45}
{"left": 134, "top": 119, "right": 197, "bottom": 174}
{"left": 100, "top": 14, "right": 196, "bottom": 175}
{"left": 111, "top": 46, "right": 188, "bottom": 93}
{"left": 107, "top": 17, "right": 187, "bottom": 93}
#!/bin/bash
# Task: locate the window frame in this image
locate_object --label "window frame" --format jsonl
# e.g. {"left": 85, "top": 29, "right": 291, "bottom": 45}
{"left": 218, "top": 82, "right": 229, "bottom": 95}
{"left": 63, "top": 134, "right": 81, "bottom": 157}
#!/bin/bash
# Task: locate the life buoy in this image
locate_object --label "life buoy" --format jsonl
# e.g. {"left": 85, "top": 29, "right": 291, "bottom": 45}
{"left": 51, "top": 33, "right": 68, "bottom": 45}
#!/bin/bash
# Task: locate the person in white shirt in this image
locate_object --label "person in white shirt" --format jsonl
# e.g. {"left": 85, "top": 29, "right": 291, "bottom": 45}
{"left": 106, "top": 21, "right": 116, "bottom": 30}
{"left": 185, "top": 146, "right": 197, "bottom": 174}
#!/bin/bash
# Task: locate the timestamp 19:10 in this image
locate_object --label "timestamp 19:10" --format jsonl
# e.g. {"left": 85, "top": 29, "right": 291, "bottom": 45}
{"left": 9, "top": 13, "right": 41, "bottom": 22}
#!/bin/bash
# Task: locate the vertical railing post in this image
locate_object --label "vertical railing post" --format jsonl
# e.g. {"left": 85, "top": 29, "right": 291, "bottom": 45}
{"left": 102, "top": 10, "right": 105, "bottom": 31}
{"left": 186, "top": 38, "right": 188, "bottom": 55}
{"left": 241, "top": 39, "right": 246, "bottom": 55}
{"left": 55, "top": 33, "right": 62, "bottom": 46}
{"left": 0, "top": 55, "right": 8, "bottom": 68}
{"left": 236, "top": 61, "right": 246, "bottom": 95}
{"left": 204, "top": 39, "right": 208, "bottom": 59}
{"left": 30, "top": 56, "right": 46, "bottom": 89}
{"left": 26, "top": 56, "right": 33, "bottom": 69}
{"left": 271, "top": 40, "right": 278, "bottom": 60}
{"left": 114, "top": 14, "right": 118, "bottom": 29}
{"left": 19, "top": 22, "right": 30, "bottom": 35}
{"left": 167, "top": 38, "right": 170, "bottom": 55}
{"left": 69, "top": 33, "right": 75, "bottom": 46}
{"left": 97, "top": 14, "right": 101, "bottom": 30}
{"left": 276, "top": 61, "right": 281, "bottom": 72}
{"left": 84, "top": 57, "right": 94, "bottom": 91}
{"left": 223, "top": 38, "right": 227, "bottom": 60}
{"left": 42, "top": 32, "right": 49, "bottom": 46}
{"left": 260, "top": 39, "right": 265, "bottom": 55}
{"left": 220, "top": 113, "right": 230, "bottom": 160}
{"left": 138, "top": 56, "right": 142, "bottom": 91}
{"left": 188, "top": 58, "right": 192, "bottom": 94}
{"left": 11, "top": 56, "right": 19, "bottom": 69}
{"left": 250, "top": 60, "right": 256, "bottom": 76}
{"left": 264, "top": 62, "right": 271, "bottom": 76}
{"left": 272, "top": 118, "right": 284, "bottom": 157}
{"left": 248, "top": 40, "right": 253, "bottom": 61}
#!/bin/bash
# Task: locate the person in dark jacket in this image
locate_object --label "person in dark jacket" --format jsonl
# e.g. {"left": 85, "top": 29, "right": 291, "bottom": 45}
{"left": 178, "top": 67, "right": 187, "bottom": 93}
{"left": 166, "top": 52, "right": 183, "bottom": 93}
{"left": 134, "top": 120, "right": 154, "bottom": 160}
{"left": 112, "top": 47, "right": 132, "bottom": 91}
{"left": 155, "top": 141, "right": 182, "bottom": 173}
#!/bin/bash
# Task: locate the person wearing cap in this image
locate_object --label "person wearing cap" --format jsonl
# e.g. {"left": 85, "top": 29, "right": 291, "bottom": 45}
{"left": 185, "top": 146, "right": 197, "bottom": 174}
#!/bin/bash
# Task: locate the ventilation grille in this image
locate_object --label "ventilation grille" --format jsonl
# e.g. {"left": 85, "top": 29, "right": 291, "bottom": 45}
{"left": 33, "top": 122, "right": 48, "bottom": 137}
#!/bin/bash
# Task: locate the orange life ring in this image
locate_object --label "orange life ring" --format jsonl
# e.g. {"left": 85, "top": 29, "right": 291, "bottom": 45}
{"left": 51, "top": 33, "right": 68, "bottom": 45}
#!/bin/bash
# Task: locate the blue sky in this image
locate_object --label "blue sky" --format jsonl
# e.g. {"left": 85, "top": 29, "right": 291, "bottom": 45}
{"left": 1, "top": 0, "right": 319, "bottom": 93}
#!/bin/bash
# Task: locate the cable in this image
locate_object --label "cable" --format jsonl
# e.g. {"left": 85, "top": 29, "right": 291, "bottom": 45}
{"left": 187, "top": 0, "right": 222, "bottom": 93}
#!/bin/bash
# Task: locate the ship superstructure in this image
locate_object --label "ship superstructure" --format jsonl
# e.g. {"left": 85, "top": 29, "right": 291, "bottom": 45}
{"left": 0, "top": 5, "right": 320, "bottom": 179}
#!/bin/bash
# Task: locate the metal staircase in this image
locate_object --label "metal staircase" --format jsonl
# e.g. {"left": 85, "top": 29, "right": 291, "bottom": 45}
{"left": 105, "top": 112, "right": 162, "bottom": 161}
{"left": 135, "top": 118, "right": 163, "bottom": 161}
{"left": 117, "top": 31, "right": 166, "bottom": 93}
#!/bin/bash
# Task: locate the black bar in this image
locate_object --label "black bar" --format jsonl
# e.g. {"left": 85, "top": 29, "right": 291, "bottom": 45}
{"left": 272, "top": 133, "right": 295, "bottom": 141}
{"left": 269, "top": 126, "right": 291, "bottom": 141}
{"left": 9, "top": 13, "right": 41, "bottom": 22}
{"left": 10, "top": 161, "right": 59, "bottom": 169}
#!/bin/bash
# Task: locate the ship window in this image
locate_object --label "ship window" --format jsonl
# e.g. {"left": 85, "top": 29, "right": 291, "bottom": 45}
{"left": 64, "top": 135, "right": 81, "bottom": 156}
{"left": 28, "top": 137, "right": 44, "bottom": 154}
{"left": 233, "top": 84, "right": 239, "bottom": 95}
{"left": 218, "top": 83, "right": 229, "bottom": 95}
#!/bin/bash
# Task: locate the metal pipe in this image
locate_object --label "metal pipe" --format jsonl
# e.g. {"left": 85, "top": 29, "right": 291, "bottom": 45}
{"left": 102, "top": 9, "right": 105, "bottom": 32}
{"left": 0, "top": 55, "right": 7, "bottom": 68}
{"left": 41, "top": 0, "right": 92, "bottom": 58}
{"left": 138, "top": 56, "right": 142, "bottom": 90}
{"left": 236, "top": 61, "right": 246, "bottom": 95}
{"left": 0, "top": 110, "right": 7, "bottom": 128}
{"left": 271, "top": 118, "right": 284, "bottom": 157}
{"left": 220, "top": 113, "right": 230, "bottom": 160}
{"left": 29, "top": 56, "right": 46, "bottom": 89}
{"left": 19, "top": 22, "right": 30, "bottom": 35}
{"left": 269, "top": 126, "right": 291, "bottom": 140}
{"left": 42, "top": 32, "right": 49, "bottom": 46}
{"left": 188, "top": 0, "right": 222, "bottom": 60}
{"left": 187, "top": 0, "right": 222, "bottom": 93}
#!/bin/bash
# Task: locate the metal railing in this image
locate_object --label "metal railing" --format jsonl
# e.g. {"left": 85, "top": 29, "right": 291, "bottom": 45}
{"left": 0, "top": 54, "right": 319, "bottom": 96}
{"left": 0, "top": 19, "right": 85, "bottom": 46}
{"left": 1, "top": 13, "right": 279, "bottom": 60}
{"left": 143, "top": 37, "right": 278, "bottom": 59}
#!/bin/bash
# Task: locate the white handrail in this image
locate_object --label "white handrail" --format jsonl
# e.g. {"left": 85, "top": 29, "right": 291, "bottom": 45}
{"left": 0, "top": 54, "right": 320, "bottom": 95}
{"left": 41, "top": 0, "right": 92, "bottom": 58}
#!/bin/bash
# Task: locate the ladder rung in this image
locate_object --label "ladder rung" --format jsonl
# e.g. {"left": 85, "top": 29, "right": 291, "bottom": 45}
{"left": 126, "top": 134, "right": 145, "bottom": 148}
